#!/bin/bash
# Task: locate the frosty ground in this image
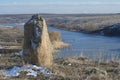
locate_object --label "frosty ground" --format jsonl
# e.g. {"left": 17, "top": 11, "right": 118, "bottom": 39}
{"left": 0, "top": 52, "right": 119, "bottom": 80}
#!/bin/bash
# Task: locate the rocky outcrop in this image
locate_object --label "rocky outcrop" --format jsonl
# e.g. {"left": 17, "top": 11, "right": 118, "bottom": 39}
{"left": 23, "top": 15, "right": 53, "bottom": 67}
{"left": 100, "top": 23, "right": 120, "bottom": 36}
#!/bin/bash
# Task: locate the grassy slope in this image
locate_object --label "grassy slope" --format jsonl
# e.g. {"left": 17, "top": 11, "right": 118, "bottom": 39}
{"left": 1, "top": 14, "right": 120, "bottom": 33}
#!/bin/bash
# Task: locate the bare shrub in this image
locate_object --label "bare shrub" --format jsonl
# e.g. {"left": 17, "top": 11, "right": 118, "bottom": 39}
{"left": 49, "top": 31, "right": 69, "bottom": 49}
{"left": 49, "top": 31, "right": 61, "bottom": 42}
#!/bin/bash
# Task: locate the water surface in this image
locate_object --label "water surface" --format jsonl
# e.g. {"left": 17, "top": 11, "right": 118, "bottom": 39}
{"left": 48, "top": 26, "right": 120, "bottom": 61}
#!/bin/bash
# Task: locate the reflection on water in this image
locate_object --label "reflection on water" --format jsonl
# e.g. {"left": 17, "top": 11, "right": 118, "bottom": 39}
{"left": 1, "top": 24, "right": 120, "bottom": 61}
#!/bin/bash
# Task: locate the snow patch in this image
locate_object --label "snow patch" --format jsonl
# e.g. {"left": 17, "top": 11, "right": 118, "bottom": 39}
{"left": 3, "top": 64, "right": 52, "bottom": 77}
{"left": 68, "top": 63, "right": 71, "bottom": 66}
{"left": 26, "top": 70, "right": 37, "bottom": 77}
{"left": 4, "top": 66, "right": 21, "bottom": 77}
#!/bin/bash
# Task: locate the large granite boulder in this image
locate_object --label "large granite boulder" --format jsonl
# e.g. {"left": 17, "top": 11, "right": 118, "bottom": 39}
{"left": 23, "top": 14, "right": 53, "bottom": 67}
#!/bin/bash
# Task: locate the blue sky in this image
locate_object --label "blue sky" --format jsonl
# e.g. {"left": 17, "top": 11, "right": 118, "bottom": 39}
{"left": 0, "top": 0, "right": 120, "bottom": 14}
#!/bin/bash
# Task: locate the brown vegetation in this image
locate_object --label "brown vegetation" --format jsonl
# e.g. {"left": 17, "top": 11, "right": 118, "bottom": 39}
{"left": 0, "top": 14, "right": 120, "bottom": 79}
{"left": 49, "top": 31, "right": 69, "bottom": 49}
{"left": 0, "top": 53, "right": 119, "bottom": 80}
{"left": 1, "top": 14, "right": 120, "bottom": 34}
{"left": 0, "top": 26, "right": 23, "bottom": 49}
{"left": 49, "top": 31, "right": 61, "bottom": 42}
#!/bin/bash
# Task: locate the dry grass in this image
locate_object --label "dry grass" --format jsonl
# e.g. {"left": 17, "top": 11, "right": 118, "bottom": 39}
{"left": 47, "top": 14, "right": 120, "bottom": 33}
{"left": 49, "top": 31, "right": 69, "bottom": 49}
{"left": 49, "top": 31, "right": 69, "bottom": 52}
{"left": 0, "top": 53, "right": 119, "bottom": 80}
{"left": 49, "top": 31, "right": 61, "bottom": 42}
{"left": 52, "top": 41, "right": 69, "bottom": 49}
{"left": 4, "top": 46, "right": 22, "bottom": 49}
{"left": 0, "top": 26, "right": 23, "bottom": 43}
{"left": 0, "top": 14, "right": 120, "bottom": 80}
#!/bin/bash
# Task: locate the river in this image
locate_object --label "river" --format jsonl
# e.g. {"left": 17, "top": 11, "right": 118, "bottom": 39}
{"left": 1, "top": 24, "right": 120, "bottom": 61}
{"left": 49, "top": 26, "right": 120, "bottom": 61}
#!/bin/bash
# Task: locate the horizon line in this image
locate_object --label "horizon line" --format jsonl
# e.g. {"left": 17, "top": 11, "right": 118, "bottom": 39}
{"left": 0, "top": 13, "right": 120, "bottom": 15}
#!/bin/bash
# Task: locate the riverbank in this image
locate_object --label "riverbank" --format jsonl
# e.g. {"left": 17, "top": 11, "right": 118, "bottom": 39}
{"left": 0, "top": 52, "right": 119, "bottom": 80}
{"left": 1, "top": 25, "right": 120, "bottom": 61}
{"left": 1, "top": 14, "right": 120, "bottom": 36}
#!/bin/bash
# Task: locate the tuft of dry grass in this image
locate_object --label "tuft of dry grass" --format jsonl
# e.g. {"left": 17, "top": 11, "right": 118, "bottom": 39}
{"left": 52, "top": 41, "right": 69, "bottom": 49}
{"left": 49, "top": 31, "right": 61, "bottom": 42}
{"left": 49, "top": 31, "right": 69, "bottom": 51}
